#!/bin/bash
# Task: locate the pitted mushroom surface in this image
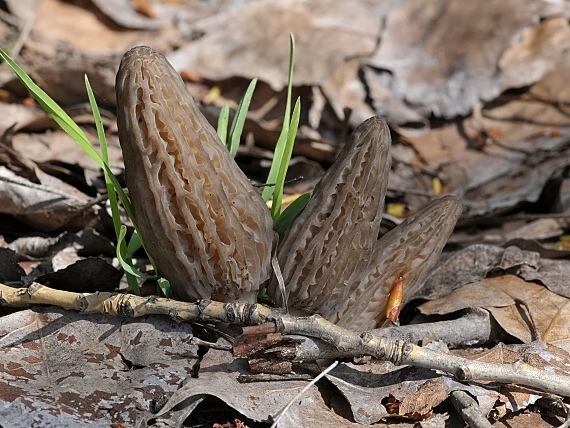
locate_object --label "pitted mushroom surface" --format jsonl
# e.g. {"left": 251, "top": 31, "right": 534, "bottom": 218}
{"left": 116, "top": 46, "right": 275, "bottom": 302}
{"left": 115, "top": 46, "right": 462, "bottom": 328}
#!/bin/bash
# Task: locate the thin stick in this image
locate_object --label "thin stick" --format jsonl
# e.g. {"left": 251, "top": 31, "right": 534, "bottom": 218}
{"left": 270, "top": 360, "right": 339, "bottom": 427}
{"left": 2, "top": 282, "right": 569, "bottom": 397}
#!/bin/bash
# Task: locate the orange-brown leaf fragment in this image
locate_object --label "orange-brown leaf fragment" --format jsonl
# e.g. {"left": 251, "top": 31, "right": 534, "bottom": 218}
{"left": 386, "top": 275, "right": 404, "bottom": 322}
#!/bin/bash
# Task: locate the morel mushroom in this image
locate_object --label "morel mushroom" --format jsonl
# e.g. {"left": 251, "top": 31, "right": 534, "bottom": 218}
{"left": 269, "top": 117, "right": 462, "bottom": 330}
{"left": 115, "top": 46, "right": 461, "bottom": 329}
{"left": 115, "top": 46, "right": 275, "bottom": 303}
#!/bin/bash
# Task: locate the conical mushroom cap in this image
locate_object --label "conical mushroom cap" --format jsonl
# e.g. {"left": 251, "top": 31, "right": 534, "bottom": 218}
{"left": 116, "top": 46, "right": 275, "bottom": 302}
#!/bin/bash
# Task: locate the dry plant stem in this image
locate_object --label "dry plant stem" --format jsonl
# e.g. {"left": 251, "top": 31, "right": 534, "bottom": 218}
{"left": 3, "top": 282, "right": 570, "bottom": 398}
{"left": 270, "top": 360, "right": 339, "bottom": 428}
{"left": 278, "top": 315, "right": 570, "bottom": 397}
{"left": 449, "top": 390, "right": 493, "bottom": 428}
{"left": 238, "top": 373, "right": 313, "bottom": 383}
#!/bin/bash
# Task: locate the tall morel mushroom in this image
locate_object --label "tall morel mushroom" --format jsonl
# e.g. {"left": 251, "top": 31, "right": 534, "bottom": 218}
{"left": 115, "top": 46, "right": 275, "bottom": 303}
{"left": 268, "top": 117, "right": 462, "bottom": 331}
{"left": 267, "top": 117, "right": 389, "bottom": 314}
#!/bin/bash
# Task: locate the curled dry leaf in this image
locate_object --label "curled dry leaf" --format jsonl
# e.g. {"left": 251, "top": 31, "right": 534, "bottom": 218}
{"left": 269, "top": 117, "right": 462, "bottom": 330}
{"left": 115, "top": 46, "right": 275, "bottom": 302}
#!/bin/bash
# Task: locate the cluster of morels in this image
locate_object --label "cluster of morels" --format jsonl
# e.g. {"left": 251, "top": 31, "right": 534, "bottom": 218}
{"left": 115, "top": 46, "right": 462, "bottom": 331}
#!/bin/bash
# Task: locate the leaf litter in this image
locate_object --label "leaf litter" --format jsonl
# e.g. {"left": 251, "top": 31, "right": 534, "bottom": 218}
{"left": 1, "top": 0, "right": 570, "bottom": 426}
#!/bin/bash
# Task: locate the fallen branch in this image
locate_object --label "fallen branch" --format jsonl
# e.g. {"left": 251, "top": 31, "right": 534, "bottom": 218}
{"left": 1, "top": 282, "right": 569, "bottom": 397}
{"left": 275, "top": 308, "right": 494, "bottom": 361}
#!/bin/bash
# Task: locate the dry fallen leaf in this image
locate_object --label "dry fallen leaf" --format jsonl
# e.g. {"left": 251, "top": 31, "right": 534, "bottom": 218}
{"left": 368, "top": 0, "right": 570, "bottom": 119}
{"left": 0, "top": 166, "right": 96, "bottom": 232}
{"left": 166, "top": 0, "right": 382, "bottom": 91}
{"left": 90, "top": 0, "right": 173, "bottom": 29}
{"left": 456, "top": 341, "right": 570, "bottom": 414}
{"left": 154, "top": 339, "right": 366, "bottom": 427}
{"left": 325, "top": 355, "right": 497, "bottom": 425}
{"left": 0, "top": 307, "right": 198, "bottom": 426}
{"left": 419, "top": 275, "right": 570, "bottom": 352}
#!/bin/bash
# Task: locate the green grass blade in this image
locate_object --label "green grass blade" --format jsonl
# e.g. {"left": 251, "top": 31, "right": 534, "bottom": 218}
{"left": 85, "top": 76, "right": 122, "bottom": 240}
{"left": 127, "top": 230, "right": 143, "bottom": 255}
{"left": 86, "top": 75, "right": 141, "bottom": 289}
{"left": 87, "top": 77, "right": 149, "bottom": 288}
{"left": 124, "top": 272, "right": 140, "bottom": 295}
{"left": 217, "top": 104, "right": 230, "bottom": 145}
{"left": 117, "top": 226, "right": 156, "bottom": 281}
{"left": 273, "top": 192, "right": 310, "bottom": 236}
{"left": 85, "top": 77, "right": 107, "bottom": 159}
{"left": 157, "top": 277, "right": 172, "bottom": 298}
{"left": 262, "top": 33, "right": 295, "bottom": 202}
{"left": 0, "top": 49, "right": 138, "bottom": 228}
{"left": 228, "top": 78, "right": 257, "bottom": 157}
{"left": 118, "top": 226, "right": 141, "bottom": 294}
{"left": 270, "top": 97, "right": 301, "bottom": 219}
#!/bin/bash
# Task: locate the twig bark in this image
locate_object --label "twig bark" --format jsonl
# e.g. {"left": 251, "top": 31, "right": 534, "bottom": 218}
{"left": 2, "top": 282, "right": 569, "bottom": 397}
{"left": 450, "top": 390, "right": 493, "bottom": 428}
{"left": 284, "top": 308, "right": 493, "bottom": 360}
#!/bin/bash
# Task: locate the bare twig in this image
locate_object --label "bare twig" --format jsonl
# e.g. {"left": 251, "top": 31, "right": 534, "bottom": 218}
{"left": 190, "top": 337, "right": 232, "bottom": 351}
{"left": 450, "top": 390, "right": 493, "bottom": 428}
{"left": 287, "top": 308, "right": 493, "bottom": 360}
{"left": 1, "top": 282, "right": 569, "bottom": 397}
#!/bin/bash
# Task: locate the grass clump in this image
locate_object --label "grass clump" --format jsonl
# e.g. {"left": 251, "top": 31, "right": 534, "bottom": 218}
{"left": 0, "top": 34, "right": 307, "bottom": 295}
